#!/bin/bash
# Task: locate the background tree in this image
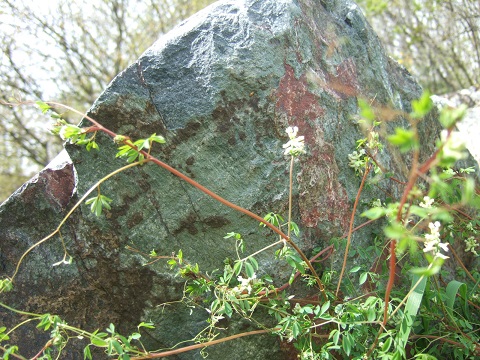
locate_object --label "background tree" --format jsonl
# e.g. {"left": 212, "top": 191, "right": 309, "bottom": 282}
{"left": 0, "top": 0, "right": 215, "bottom": 202}
{"left": 357, "top": 0, "right": 479, "bottom": 94}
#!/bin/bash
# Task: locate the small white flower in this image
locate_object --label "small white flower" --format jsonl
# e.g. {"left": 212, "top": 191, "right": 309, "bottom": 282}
{"left": 423, "top": 221, "right": 449, "bottom": 259}
{"left": 286, "top": 126, "right": 299, "bottom": 139}
{"left": 419, "top": 196, "right": 435, "bottom": 209}
{"left": 283, "top": 126, "right": 306, "bottom": 156}
{"left": 371, "top": 199, "right": 383, "bottom": 208}
{"left": 438, "top": 242, "right": 449, "bottom": 253}
{"left": 465, "top": 236, "right": 479, "bottom": 256}
{"left": 435, "top": 252, "right": 450, "bottom": 260}
{"left": 236, "top": 274, "right": 257, "bottom": 294}
{"left": 466, "top": 222, "right": 476, "bottom": 233}
{"left": 348, "top": 149, "right": 366, "bottom": 172}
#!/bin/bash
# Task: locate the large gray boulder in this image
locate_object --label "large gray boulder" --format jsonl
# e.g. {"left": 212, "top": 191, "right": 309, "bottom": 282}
{"left": 1, "top": 0, "right": 473, "bottom": 358}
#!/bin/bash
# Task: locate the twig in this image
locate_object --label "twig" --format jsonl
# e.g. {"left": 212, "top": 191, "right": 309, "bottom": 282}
{"left": 336, "top": 164, "right": 371, "bottom": 297}
{"left": 131, "top": 329, "right": 271, "bottom": 359}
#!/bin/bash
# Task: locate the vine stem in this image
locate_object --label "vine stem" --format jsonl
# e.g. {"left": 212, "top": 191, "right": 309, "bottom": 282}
{"left": 145, "top": 150, "right": 326, "bottom": 300}
{"left": 0, "top": 346, "right": 26, "bottom": 360}
{"left": 131, "top": 329, "right": 270, "bottom": 359}
{"left": 287, "top": 156, "right": 294, "bottom": 239}
{"left": 1, "top": 101, "right": 328, "bottom": 346}
{"left": 336, "top": 163, "right": 371, "bottom": 297}
{"left": 11, "top": 161, "right": 141, "bottom": 281}
{"left": 5, "top": 100, "right": 327, "bottom": 298}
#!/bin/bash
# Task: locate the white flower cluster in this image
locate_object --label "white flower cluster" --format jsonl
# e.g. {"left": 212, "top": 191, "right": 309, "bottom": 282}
{"left": 348, "top": 149, "right": 366, "bottom": 172}
{"left": 423, "top": 221, "right": 449, "bottom": 260}
{"left": 283, "top": 126, "right": 306, "bottom": 156}
{"left": 464, "top": 236, "right": 479, "bottom": 256}
{"left": 233, "top": 274, "right": 257, "bottom": 295}
{"left": 419, "top": 196, "right": 435, "bottom": 209}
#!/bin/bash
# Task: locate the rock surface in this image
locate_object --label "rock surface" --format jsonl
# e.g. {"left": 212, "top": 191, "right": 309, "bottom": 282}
{"left": 1, "top": 0, "right": 477, "bottom": 358}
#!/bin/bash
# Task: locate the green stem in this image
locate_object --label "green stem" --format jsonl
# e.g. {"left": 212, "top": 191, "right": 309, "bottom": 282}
{"left": 287, "top": 156, "right": 294, "bottom": 239}
{"left": 0, "top": 301, "right": 42, "bottom": 317}
{"left": 0, "top": 345, "right": 27, "bottom": 360}
{"left": 240, "top": 240, "right": 284, "bottom": 262}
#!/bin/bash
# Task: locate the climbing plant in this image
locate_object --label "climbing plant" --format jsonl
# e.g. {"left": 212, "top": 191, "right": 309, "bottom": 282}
{"left": 0, "top": 94, "right": 479, "bottom": 359}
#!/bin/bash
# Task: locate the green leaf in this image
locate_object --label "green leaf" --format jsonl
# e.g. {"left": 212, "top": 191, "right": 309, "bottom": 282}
{"left": 245, "top": 262, "right": 255, "bottom": 278}
{"left": 395, "top": 275, "right": 426, "bottom": 350}
{"left": 409, "top": 266, "right": 441, "bottom": 277}
{"left": 36, "top": 100, "right": 51, "bottom": 113}
{"left": 367, "top": 306, "right": 376, "bottom": 322}
{"left": 138, "top": 322, "right": 155, "bottom": 330}
{"left": 90, "top": 332, "right": 108, "bottom": 347}
{"left": 0, "top": 327, "right": 9, "bottom": 341}
{"left": 349, "top": 266, "right": 361, "bottom": 273}
{"left": 359, "top": 272, "right": 368, "bottom": 285}
{"left": 358, "top": 98, "right": 376, "bottom": 123}
{"left": 248, "top": 257, "right": 258, "bottom": 271}
{"left": 445, "top": 280, "right": 468, "bottom": 318}
{"left": 111, "top": 339, "right": 124, "bottom": 354}
{"left": 129, "top": 332, "right": 141, "bottom": 340}
{"left": 233, "top": 261, "right": 243, "bottom": 276}
{"left": 384, "top": 221, "right": 410, "bottom": 241}
{"left": 342, "top": 332, "right": 353, "bottom": 356}
{"left": 408, "top": 205, "right": 430, "bottom": 218}
{"left": 149, "top": 133, "right": 166, "bottom": 144}
{"left": 224, "top": 232, "right": 241, "bottom": 239}
{"left": 290, "top": 221, "right": 300, "bottom": 236}
{"left": 318, "top": 301, "right": 330, "bottom": 317}
{"left": 86, "top": 195, "right": 112, "bottom": 217}
{"left": 1, "top": 345, "right": 19, "bottom": 359}
{"left": 382, "top": 336, "right": 392, "bottom": 352}
{"left": 86, "top": 141, "right": 99, "bottom": 152}
{"left": 36, "top": 314, "right": 53, "bottom": 330}
{"left": 83, "top": 345, "right": 92, "bottom": 360}
{"left": 461, "top": 178, "right": 475, "bottom": 205}
{"left": 0, "top": 278, "right": 13, "bottom": 292}
{"left": 262, "top": 212, "right": 283, "bottom": 227}
{"left": 361, "top": 207, "right": 386, "bottom": 220}
{"left": 387, "top": 127, "right": 418, "bottom": 153}
{"left": 410, "top": 90, "right": 432, "bottom": 119}
{"left": 224, "top": 302, "right": 233, "bottom": 317}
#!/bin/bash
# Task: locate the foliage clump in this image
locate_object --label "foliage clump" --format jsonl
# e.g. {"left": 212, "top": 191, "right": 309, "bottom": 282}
{"left": 0, "top": 94, "right": 479, "bottom": 359}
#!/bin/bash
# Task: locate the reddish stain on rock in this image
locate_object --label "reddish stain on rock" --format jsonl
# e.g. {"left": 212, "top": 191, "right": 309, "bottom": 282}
{"left": 297, "top": 141, "right": 350, "bottom": 235}
{"left": 43, "top": 166, "right": 75, "bottom": 209}
{"left": 276, "top": 64, "right": 324, "bottom": 122}
{"left": 326, "top": 58, "right": 359, "bottom": 99}
{"left": 275, "top": 64, "right": 349, "bottom": 236}
{"left": 20, "top": 163, "right": 75, "bottom": 211}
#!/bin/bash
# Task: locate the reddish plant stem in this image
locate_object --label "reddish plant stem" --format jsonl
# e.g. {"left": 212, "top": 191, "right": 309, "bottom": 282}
{"left": 448, "top": 244, "right": 476, "bottom": 284}
{"left": 144, "top": 152, "right": 326, "bottom": 299}
{"left": 409, "top": 335, "right": 480, "bottom": 355}
{"left": 336, "top": 164, "right": 371, "bottom": 297}
{"left": 31, "top": 340, "right": 53, "bottom": 360}
{"left": 382, "top": 128, "right": 453, "bottom": 325}
{"left": 131, "top": 329, "right": 270, "bottom": 359}
{"left": 341, "top": 218, "right": 376, "bottom": 238}
{"left": 45, "top": 102, "right": 327, "bottom": 298}
{"left": 257, "top": 245, "right": 334, "bottom": 296}
{"left": 382, "top": 239, "right": 396, "bottom": 325}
